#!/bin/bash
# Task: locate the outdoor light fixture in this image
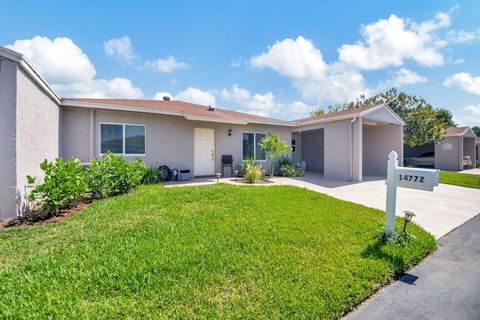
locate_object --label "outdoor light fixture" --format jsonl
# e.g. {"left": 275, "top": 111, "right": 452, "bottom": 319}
{"left": 234, "top": 170, "right": 239, "bottom": 182}
{"left": 402, "top": 210, "right": 416, "bottom": 233}
{"left": 228, "top": 128, "right": 232, "bottom": 136}
{"left": 216, "top": 172, "right": 222, "bottom": 183}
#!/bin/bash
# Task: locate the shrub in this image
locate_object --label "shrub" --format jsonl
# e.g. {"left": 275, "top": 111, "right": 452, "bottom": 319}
{"left": 404, "top": 158, "right": 415, "bottom": 167}
{"left": 277, "top": 156, "right": 304, "bottom": 177}
{"left": 241, "top": 158, "right": 264, "bottom": 183}
{"left": 142, "top": 166, "right": 161, "bottom": 184}
{"left": 27, "top": 158, "right": 88, "bottom": 216}
{"left": 279, "top": 164, "right": 304, "bottom": 177}
{"left": 86, "top": 152, "right": 146, "bottom": 198}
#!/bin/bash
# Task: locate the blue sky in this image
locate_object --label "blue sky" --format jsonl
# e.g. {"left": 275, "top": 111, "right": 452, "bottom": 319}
{"left": 1, "top": 0, "right": 479, "bottom": 125}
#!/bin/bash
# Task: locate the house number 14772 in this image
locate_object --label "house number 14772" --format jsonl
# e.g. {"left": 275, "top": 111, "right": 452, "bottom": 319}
{"left": 399, "top": 174, "right": 424, "bottom": 183}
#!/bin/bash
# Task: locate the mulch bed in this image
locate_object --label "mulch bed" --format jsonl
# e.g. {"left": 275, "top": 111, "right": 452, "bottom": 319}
{"left": 230, "top": 178, "right": 275, "bottom": 184}
{"left": 1, "top": 201, "right": 91, "bottom": 229}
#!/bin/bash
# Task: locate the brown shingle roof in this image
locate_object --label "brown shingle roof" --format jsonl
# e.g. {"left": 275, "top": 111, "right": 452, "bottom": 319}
{"left": 62, "top": 98, "right": 292, "bottom": 126}
{"left": 293, "top": 105, "right": 379, "bottom": 124}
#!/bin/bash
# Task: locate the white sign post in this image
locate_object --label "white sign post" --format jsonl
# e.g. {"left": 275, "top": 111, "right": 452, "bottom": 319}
{"left": 384, "top": 151, "right": 439, "bottom": 236}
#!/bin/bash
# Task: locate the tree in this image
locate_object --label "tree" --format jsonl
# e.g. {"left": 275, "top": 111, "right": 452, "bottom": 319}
{"left": 310, "top": 107, "right": 325, "bottom": 116}
{"left": 324, "top": 88, "right": 451, "bottom": 147}
{"left": 435, "top": 108, "right": 456, "bottom": 128}
{"left": 259, "top": 133, "right": 291, "bottom": 177}
{"left": 472, "top": 126, "right": 480, "bottom": 137}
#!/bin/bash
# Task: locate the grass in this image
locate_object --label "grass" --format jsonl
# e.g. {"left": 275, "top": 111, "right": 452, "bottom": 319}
{"left": 0, "top": 185, "right": 436, "bottom": 319}
{"left": 439, "top": 171, "right": 480, "bottom": 189}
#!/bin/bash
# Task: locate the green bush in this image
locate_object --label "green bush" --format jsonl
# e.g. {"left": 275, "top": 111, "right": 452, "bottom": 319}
{"left": 404, "top": 158, "right": 415, "bottom": 167}
{"left": 86, "top": 152, "right": 146, "bottom": 198}
{"left": 241, "top": 157, "right": 264, "bottom": 183}
{"left": 142, "top": 166, "right": 161, "bottom": 184}
{"left": 277, "top": 156, "right": 304, "bottom": 177}
{"left": 27, "top": 158, "right": 88, "bottom": 216}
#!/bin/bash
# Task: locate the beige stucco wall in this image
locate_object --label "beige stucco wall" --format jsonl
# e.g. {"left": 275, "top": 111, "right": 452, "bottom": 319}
{"left": 15, "top": 68, "right": 60, "bottom": 215}
{"left": 323, "top": 120, "right": 351, "bottom": 180}
{"left": 60, "top": 107, "right": 292, "bottom": 176}
{"left": 435, "top": 136, "right": 462, "bottom": 171}
{"left": 363, "top": 124, "right": 403, "bottom": 176}
{"left": 0, "top": 59, "right": 18, "bottom": 219}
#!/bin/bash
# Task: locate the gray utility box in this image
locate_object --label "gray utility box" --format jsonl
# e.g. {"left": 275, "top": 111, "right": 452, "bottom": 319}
{"left": 177, "top": 169, "right": 192, "bottom": 181}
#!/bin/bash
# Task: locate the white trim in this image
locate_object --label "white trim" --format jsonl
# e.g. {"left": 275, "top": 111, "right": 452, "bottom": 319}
{"left": 185, "top": 114, "right": 247, "bottom": 125}
{"left": 0, "top": 46, "right": 61, "bottom": 104}
{"left": 99, "top": 122, "right": 146, "bottom": 157}
{"left": 359, "top": 104, "right": 405, "bottom": 125}
{"left": 295, "top": 104, "right": 405, "bottom": 127}
{"left": 241, "top": 131, "right": 267, "bottom": 161}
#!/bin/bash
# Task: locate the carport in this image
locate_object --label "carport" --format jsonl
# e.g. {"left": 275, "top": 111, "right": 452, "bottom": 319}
{"left": 435, "top": 127, "right": 477, "bottom": 171}
{"left": 292, "top": 104, "right": 404, "bottom": 182}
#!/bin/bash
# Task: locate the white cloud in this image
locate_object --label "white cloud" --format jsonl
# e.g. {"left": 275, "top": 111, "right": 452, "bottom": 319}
{"left": 173, "top": 87, "right": 216, "bottom": 106}
{"left": 250, "top": 36, "right": 327, "bottom": 79}
{"left": 446, "top": 29, "right": 480, "bottom": 43}
{"left": 453, "top": 104, "right": 480, "bottom": 127}
{"left": 103, "top": 36, "right": 136, "bottom": 62}
{"left": 250, "top": 36, "right": 369, "bottom": 104}
{"left": 378, "top": 68, "right": 427, "bottom": 89}
{"left": 104, "top": 36, "right": 189, "bottom": 73}
{"left": 6, "top": 36, "right": 143, "bottom": 98}
{"left": 220, "top": 85, "right": 315, "bottom": 118}
{"left": 444, "top": 72, "right": 480, "bottom": 96}
{"left": 145, "top": 55, "right": 189, "bottom": 73}
{"left": 338, "top": 12, "right": 450, "bottom": 70}
{"left": 453, "top": 58, "right": 465, "bottom": 64}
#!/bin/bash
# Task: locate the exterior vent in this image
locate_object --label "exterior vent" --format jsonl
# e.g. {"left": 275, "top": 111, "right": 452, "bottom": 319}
{"left": 208, "top": 105, "right": 215, "bottom": 111}
{"left": 163, "top": 96, "right": 171, "bottom": 101}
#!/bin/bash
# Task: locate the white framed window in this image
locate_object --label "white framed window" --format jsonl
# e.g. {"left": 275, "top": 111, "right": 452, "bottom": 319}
{"left": 242, "top": 132, "right": 266, "bottom": 160}
{"left": 100, "top": 122, "right": 146, "bottom": 156}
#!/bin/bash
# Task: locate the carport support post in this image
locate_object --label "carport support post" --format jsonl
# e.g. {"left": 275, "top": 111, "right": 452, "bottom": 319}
{"left": 385, "top": 151, "right": 398, "bottom": 237}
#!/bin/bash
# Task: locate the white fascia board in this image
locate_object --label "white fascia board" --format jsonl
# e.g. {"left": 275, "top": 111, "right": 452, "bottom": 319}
{"left": 184, "top": 114, "right": 247, "bottom": 125}
{"left": 246, "top": 119, "right": 296, "bottom": 127}
{"left": 18, "top": 59, "right": 61, "bottom": 104}
{"left": 359, "top": 104, "right": 405, "bottom": 125}
{"left": 294, "top": 114, "right": 359, "bottom": 127}
{"left": 0, "top": 46, "right": 61, "bottom": 104}
{"left": 62, "top": 100, "right": 186, "bottom": 117}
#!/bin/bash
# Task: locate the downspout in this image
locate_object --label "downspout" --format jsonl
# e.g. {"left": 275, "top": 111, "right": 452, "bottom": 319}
{"left": 348, "top": 117, "right": 356, "bottom": 182}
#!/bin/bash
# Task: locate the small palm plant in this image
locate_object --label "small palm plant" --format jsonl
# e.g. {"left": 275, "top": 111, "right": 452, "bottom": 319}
{"left": 259, "top": 133, "right": 291, "bottom": 178}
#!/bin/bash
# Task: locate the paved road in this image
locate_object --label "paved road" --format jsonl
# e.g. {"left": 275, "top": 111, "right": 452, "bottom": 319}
{"left": 345, "top": 214, "right": 480, "bottom": 320}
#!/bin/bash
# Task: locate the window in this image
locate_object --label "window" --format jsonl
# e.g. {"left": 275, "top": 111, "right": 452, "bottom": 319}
{"left": 100, "top": 123, "right": 146, "bottom": 155}
{"left": 242, "top": 132, "right": 266, "bottom": 160}
{"left": 292, "top": 139, "right": 296, "bottom": 152}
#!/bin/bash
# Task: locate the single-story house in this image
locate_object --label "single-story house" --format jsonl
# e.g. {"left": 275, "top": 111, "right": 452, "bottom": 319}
{"left": 0, "top": 46, "right": 404, "bottom": 220}
{"left": 404, "top": 127, "right": 477, "bottom": 171}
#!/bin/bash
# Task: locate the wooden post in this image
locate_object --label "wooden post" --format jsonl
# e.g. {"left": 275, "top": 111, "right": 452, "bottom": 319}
{"left": 385, "top": 151, "right": 398, "bottom": 237}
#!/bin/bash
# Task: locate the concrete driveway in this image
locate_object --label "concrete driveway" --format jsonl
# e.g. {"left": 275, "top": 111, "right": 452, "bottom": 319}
{"left": 344, "top": 214, "right": 480, "bottom": 320}
{"left": 274, "top": 172, "right": 480, "bottom": 239}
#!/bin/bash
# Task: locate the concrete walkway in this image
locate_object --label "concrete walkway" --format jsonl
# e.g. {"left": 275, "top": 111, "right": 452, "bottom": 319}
{"left": 165, "top": 172, "right": 480, "bottom": 239}
{"left": 344, "top": 214, "right": 480, "bottom": 320}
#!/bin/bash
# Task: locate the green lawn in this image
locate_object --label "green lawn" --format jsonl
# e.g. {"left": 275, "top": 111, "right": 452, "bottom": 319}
{"left": 439, "top": 171, "right": 480, "bottom": 189}
{"left": 0, "top": 185, "right": 436, "bottom": 319}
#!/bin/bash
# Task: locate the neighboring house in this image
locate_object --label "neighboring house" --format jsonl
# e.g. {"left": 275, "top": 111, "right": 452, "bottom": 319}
{"left": 476, "top": 137, "right": 480, "bottom": 164}
{"left": 0, "top": 46, "right": 404, "bottom": 220}
{"left": 404, "top": 127, "right": 477, "bottom": 171}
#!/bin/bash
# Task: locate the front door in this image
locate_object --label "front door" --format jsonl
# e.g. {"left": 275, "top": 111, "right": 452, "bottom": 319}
{"left": 194, "top": 128, "right": 215, "bottom": 176}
